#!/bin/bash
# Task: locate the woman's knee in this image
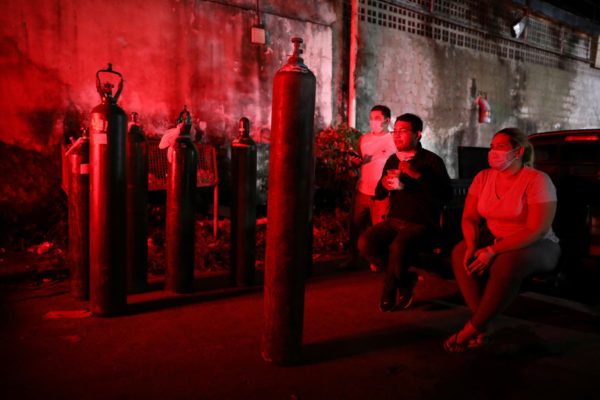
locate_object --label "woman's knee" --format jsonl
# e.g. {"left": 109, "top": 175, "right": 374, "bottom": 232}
{"left": 489, "top": 251, "right": 538, "bottom": 282}
{"left": 491, "top": 240, "right": 560, "bottom": 280}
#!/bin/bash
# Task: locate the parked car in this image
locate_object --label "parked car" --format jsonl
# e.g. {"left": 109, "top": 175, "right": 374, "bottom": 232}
{"left": 528, "top": 129, "right": 600, "bottom": 272}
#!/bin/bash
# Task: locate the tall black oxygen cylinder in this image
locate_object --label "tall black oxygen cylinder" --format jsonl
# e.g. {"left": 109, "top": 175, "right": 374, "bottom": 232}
{"left": 262, "top": 38, "right": 316, "bottom": 365}
{"left": 166, "top": 133, "right": 198, "bottom": 293}
{"left": 126, "top": 112, "right": 148, "bottom": 293}
{"left": 89, "top": 64, "right": 127, "bottom": 316}
{"left": 230, "top": 117, "right": 257, "bottom": 287}
{"left": 67, "top": 131, "right": 90, "bottom": 300}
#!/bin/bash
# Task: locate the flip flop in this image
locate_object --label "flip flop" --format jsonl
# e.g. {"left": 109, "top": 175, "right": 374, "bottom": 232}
{"left": 444, "top": 331, "right": 491, "bottom": 353}
{"left": 467, "top": 332, "right": 491, "bottom": 349}
{"left": 443, "top": 333, "right": 468, "bottom": 353}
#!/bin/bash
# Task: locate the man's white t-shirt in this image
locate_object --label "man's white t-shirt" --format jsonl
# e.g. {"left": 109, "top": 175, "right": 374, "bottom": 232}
{"left": 468, "top": 166, "right": 559, "bottom": 242}
{"left": 357, "top": 132, "right": 397, "bottom": 196}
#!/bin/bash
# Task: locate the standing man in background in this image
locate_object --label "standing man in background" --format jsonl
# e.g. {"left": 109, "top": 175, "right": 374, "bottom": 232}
{"left": 340, "top": 105, "right": 397, "bottom": 271}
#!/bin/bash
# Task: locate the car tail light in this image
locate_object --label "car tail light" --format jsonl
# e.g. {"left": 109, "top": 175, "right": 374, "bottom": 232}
{"left": 564, "top": 135, "right": 599, "bottom": 142}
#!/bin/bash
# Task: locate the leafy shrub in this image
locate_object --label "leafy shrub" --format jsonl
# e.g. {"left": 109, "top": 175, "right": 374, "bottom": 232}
{"left": 314, "top": 124, "right": 361, "bottom": 211}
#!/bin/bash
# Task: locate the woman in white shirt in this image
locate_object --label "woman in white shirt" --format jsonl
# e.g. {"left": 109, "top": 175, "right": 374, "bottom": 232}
{"left": 445, "top": 128, "right": 560, "bottom": 352}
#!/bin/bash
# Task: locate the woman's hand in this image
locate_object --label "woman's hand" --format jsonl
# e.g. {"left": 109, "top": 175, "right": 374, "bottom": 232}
{"left": 466, "top": 246, "right": 496, "bottom": 276}
{"left": 463, "top": 246, "right": 476, "bottom": 271}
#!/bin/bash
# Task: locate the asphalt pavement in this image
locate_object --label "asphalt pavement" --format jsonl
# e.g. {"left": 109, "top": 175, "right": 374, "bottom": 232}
{"left": 1, "top": 260, "right": 600, "bottom": 400}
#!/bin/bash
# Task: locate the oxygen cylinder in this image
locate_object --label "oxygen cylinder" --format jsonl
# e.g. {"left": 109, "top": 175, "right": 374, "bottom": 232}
{"left": 262, "top": 38, "right": 316, "bottom": 365}
{"left": 230, "top": 117, "right": 257, "bottom": 287}
{"left": 67, "top": 130, "right": 90, "bottom": 300}
{"left": 126, "top": 112, "right": 148, "bottom": 293}
{"left": 166, "top": 133, "right": 198, "bottom": 293}
{"left": 89, "top": 63, "right": 127, "bottom": 316}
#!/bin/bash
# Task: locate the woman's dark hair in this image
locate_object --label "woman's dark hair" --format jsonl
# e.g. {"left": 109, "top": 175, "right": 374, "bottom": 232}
{"left": 495, "top": 127, "right": 534, "bottom": 167}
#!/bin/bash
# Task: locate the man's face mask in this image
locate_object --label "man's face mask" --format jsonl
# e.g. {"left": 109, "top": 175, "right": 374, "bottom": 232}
{"left": 488, "top": 148, "right": 518, "bottom": 171}
{"left": 369, "top": 115, "right": 388, "bottom": 133}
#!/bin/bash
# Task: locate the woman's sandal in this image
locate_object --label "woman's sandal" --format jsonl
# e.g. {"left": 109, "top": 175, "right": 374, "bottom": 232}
{"left": 443, "top": 333, "right": 469, "bottom": 353}
{"left": 444, "top": 323, "right": 491, "bottom": 353}
{"left": 467, "top": 332, "right": 491, "bottom": 349}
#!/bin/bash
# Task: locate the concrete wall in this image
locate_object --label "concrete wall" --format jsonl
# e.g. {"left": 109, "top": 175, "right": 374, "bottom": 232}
{"left": 0, "top": 0, "right": 336, "bottom": 150}
{"left": 0, "top": 0, "right": 337, "bottom": 237}
{"left": 355, "top": 1, "right": 600, "bottom": 178}
{"left": 3, "top": 0, "right": 600, "bottom": 243}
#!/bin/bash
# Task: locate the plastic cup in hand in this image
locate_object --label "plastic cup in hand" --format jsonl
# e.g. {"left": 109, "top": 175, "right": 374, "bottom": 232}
{"left": 386, "top": 169, "right": 403, "bottom": 190}
{"left": 387, "top": 169, "right": 400, "bottom": 178}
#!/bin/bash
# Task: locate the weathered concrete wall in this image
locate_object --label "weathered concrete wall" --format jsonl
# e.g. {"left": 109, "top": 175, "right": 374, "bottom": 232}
{"left": 0, "top": 0, "right": 335, "bottom": 149}
{"left": 0, "top": 0, "right": 338, "bottom": 245}
{"left": 355, "top": 3, "right": 600, "bottom": 178}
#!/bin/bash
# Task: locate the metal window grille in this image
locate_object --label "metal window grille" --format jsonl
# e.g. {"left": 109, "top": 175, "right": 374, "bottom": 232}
{"left": 358, "top": 0, "right": 592, "bottom": 68}
{"left": 528, "top": 16, "right": 562, "bottom": 53}
{"left": 563, "top": 30, "right": 591, "bottom": 59}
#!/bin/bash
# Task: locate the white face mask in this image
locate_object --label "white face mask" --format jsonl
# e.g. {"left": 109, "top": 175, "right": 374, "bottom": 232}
{"left": 370, "top": 118, "right": 388, "bottom": 134}
{"left": 488, "top": 148, "right": 517, "bottom": 171}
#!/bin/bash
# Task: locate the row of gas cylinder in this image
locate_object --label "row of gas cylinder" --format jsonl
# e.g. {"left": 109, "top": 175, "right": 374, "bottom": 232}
{"left": 66, "top": 64, "right": 258, "bottom": 317}
{"left": 68, "top": 37, "right": 316, "bottom": 366}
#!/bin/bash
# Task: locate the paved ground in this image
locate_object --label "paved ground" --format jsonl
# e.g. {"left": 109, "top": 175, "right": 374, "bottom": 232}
{"left": 1, "top": 261, "right": 600, "bottom": 400}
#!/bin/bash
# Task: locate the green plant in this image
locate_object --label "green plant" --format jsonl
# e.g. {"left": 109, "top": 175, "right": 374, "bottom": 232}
{"left": 314, "top": 124, "right": 361, "bottom": 210}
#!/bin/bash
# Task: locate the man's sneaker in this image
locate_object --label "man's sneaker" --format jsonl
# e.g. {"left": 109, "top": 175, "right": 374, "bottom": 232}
{"left": 396, "top": 272, "right": 419, "bottom": 310}
{"left": 379, "top": 286, "right": 397, "bottom": 312}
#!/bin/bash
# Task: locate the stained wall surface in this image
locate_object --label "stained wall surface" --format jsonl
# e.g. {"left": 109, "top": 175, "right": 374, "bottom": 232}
{"left": 355, "top": 0, "right": 600, "bottom": 177}
{"left": 0, "top": 0, "right": 336, "bottom": 149}
{"left": 3, "top": 0, "right": 600, "bottom": 241}
{"left": 0, "top": 0, "right": 336, "bottom": 234}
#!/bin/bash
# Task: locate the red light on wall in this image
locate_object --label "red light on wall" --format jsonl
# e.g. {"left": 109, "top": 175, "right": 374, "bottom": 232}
{"left": 564, "top": 135, "right": 599, "bottom": 142}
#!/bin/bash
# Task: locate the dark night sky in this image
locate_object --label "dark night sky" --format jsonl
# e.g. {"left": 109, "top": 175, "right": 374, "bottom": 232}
{"left": 543, "top": 0, "right": 600, "bottom": 23}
